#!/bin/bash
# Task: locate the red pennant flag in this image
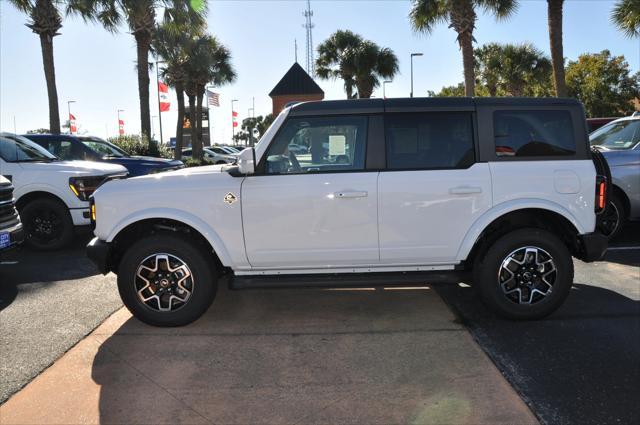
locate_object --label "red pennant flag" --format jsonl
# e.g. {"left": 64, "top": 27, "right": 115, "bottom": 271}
{"left": 69, "top": 113, "right": 77, "bottom": 134}
{"left": 158, "top": 81, "right": 170, "bottom": 112}
{"left": 232, "top": 110, "right": 238, "bottom": 127}
{"left": 118, "top": 119, "right": 125, "bottom": 136}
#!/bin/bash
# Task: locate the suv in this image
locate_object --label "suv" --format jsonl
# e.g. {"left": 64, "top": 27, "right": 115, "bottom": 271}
{"left": 87, "top": 98, "right": 608, "bottom": 326}
{"left": 0, "top": 175, "right": 24, "bottom": 254}
{"left": 25, "top": 134, "right": 183, "bottom": 177}
{"left": 181, "top": 147, "right": 236, "bottom": 164}
{"left": 0, "top": 133, "right": 128, "bottom": 250}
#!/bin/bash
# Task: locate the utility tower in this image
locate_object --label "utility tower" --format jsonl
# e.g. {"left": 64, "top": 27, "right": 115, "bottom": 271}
{"left": 303, "top": 0, "right": 315, "bottom": 77}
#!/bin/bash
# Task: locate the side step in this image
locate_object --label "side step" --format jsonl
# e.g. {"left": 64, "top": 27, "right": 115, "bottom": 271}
{"left": 229, "top": 271, "right": 471, "bottom": 290}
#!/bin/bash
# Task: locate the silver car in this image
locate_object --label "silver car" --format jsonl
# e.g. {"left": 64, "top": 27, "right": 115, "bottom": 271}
{"left": 590, "top": 113, "right": 640, "bottom": 239}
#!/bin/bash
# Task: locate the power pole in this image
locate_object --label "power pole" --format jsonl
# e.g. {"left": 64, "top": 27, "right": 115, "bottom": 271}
{"left": 303, "top": 0, "right": 315, "bottom": 77}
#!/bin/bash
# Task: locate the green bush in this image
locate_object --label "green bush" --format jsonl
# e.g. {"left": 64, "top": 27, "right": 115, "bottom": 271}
{"left": 107, "top": 135, "right": 173, "bottom": 159}
{"left": 182, "top": 158, "right": 216, "bottom": 168}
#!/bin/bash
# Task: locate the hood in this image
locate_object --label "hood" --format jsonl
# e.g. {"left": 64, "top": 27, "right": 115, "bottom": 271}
{"left": 104, "top": 156, "right": 182, "bottom": 167}
{"left": 128, "top": 164, "right": 228, "bottom": 181}
{"left": 21, "top": 160, "right": 128, "bottom": 176}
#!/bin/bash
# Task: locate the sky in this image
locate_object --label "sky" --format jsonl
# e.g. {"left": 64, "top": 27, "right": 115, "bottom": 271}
{"left": 1, "top": 0, "right": 639, "bottom": 144}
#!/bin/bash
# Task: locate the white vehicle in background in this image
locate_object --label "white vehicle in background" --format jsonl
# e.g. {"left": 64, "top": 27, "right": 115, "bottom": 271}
{"left": 88, "top": 98, "right": 609, "bottom": 327}
{"left": 0, "top": 133, "right": 127, "bottom": 250}
{"left": 181, "top": 147, "right": 236, "bottom": 164}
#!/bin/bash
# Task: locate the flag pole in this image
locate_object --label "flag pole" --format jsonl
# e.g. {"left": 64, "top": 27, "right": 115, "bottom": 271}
{"left": 205, "top": 86, "right": 212, "bottom": 146}
{"left": 155, "top": 59, "right": 164, "bottom": 145}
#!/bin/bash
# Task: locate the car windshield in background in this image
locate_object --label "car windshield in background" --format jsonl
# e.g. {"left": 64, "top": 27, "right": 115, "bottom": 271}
{"left": 590, "top": 120, "right": 640, "bottom": 150}
{"left": 80, "top": 139, "right": 128, "bottom": 158}
{"left": 0, "top": 134, "right": 57, "bottom": 162}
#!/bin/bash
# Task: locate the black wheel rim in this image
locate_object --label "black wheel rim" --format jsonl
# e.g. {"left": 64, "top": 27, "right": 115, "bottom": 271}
{"left": 135, "top": 253, "right": 194, "bottom": 312}
{"left": 26, "top": 207, "right": 64, "bottom": 246}
{"left": 498, "top": 246, "right": 557, "bottom": 305}
{"left": 599, "top": 201, "right": 620, "bottom": 237}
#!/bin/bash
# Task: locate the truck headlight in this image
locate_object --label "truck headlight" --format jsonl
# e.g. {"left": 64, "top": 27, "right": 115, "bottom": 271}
{"left": 69, "top": 173, "right": 126, "bottom": 201}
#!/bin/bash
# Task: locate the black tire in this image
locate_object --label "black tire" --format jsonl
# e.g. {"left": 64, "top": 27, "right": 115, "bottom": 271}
{"left": 598, "top": 193, "right": 626, "bottom": 241}
{"left": 117, "top": 233, "right": 217, "bottom": 327}
{"left": 473, "top": 228, "right": 574, "bottom": 320}
{"left": 20, "top": 197, "right": 74, "bottom": 251}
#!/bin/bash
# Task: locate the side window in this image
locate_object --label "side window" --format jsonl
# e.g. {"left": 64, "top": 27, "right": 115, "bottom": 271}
{"left": 264, "top": 116, "right": 367, "bottom": 174}
{"left": 385, "top": 112, "right": 474, "bottom": 170}
{"left": 493, "top": 110, "right": 576, "bottom": 157}
{"left": 46, "top": 141, "right": 73, "bottom": 160}
{"left": 0, "top": 137, "right": 17, "bottom": 162}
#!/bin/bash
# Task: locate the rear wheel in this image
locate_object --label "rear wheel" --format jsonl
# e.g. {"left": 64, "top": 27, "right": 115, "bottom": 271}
{"left": 117, "top": 233, "right": 217, "bottom": 326}
{"left": 598, "top": 194, "right": 626, "bottom": 240}
{"left": 20, "top": 197, "right": 74, "bottom": 251}
{"left": 474, "top": 228, "right": 573, "bottom": 320}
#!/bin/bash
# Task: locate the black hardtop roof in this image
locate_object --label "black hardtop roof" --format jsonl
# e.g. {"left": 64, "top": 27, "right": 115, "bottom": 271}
{"left": 288, "top": 97, "right": 582, "bottom": 116}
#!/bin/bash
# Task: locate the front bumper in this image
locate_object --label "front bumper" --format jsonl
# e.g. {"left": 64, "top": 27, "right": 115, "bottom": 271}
{"left": 87, "top": 237, "right": 112, "bottom": 274}
{"left": 577, "top": 232, "right": 608, "bottom": 262}
{"left": 0, "top": 222, "right": 24, "bottom": 253}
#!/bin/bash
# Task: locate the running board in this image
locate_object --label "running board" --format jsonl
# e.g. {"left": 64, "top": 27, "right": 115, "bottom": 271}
{"left": 229, "top": 271, "right": 470, "bottom": 290}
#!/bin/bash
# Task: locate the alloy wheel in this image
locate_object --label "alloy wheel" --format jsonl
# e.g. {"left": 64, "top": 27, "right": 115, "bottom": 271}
{"left": 135, "top": 253, "right": 194, "bottom": 312}
{"left": 498, "top": 246, "right": 557, "bottom": 305}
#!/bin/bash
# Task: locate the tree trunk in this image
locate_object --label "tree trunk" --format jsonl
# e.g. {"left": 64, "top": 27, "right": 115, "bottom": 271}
{"left": 39, "top": 33, "right": 60, "bottom": 134}
{"left": 355, "top": 80, "right": 373, "bottom": 99}
{"left": 458, "top": 31, "right": 476, "bottom": 97}
{"left": 188, "top": 94, "right": 200, "bottom": 160}
{"left": 548, "top": 0, "right": 567, "bottom": 97}
{"left": 174, "top": 83, "right": 185, "bottom": 160}
{"left": 134, "top": 32, "right": 152, "bottom": 143}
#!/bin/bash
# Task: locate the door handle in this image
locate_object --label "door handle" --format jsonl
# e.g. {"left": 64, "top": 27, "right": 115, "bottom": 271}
{"left": 449, "top": 186, "right": 482, "bottom": 195}
{"left": 334, "top": 191, "right": 368, "bottom": 199}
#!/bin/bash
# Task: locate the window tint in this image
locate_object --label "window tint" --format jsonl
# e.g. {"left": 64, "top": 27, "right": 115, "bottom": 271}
{"left": 264, "top": 116, "right": 367, "bottom": 174}
{"left": 0, "top": 135, "right": 56, "bottom": 162}
{"left": 590, "top": 119, "right": 640, "bottom": 150}
{"left": 385, "top": 112, "right": 474, "bottom": 170}
{"left": 494, "top": 110, "right": 576, "bottom": 157}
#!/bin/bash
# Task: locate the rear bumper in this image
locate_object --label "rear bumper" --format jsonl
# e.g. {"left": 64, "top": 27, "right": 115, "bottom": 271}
{"left": 577, "top": 232, "right": 608, "bottom": 262}
{"left": 86, "top": 237, "right": 112, "bottom": 274}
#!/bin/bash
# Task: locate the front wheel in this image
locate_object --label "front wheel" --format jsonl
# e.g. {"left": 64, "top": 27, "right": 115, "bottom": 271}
{"left": 117, "top": 233, "right": 217, "bottom": 326}
{"left": 20, "top": 197, "right": 74, "bottom": 251}
{"left": 474, "top": 228, "right": 573, "bottom": 320}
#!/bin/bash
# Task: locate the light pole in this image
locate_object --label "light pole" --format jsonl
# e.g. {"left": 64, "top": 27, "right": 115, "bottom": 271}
{"left": 383, "top": 80, "right": 392, "bottom": 99}
{"left": 247, "top": 108, "right": 255, "bottom": 146}
{"left": 410, "top": 52, "right": 423, "bottom": 98}
{"left": 67, "top": 101, "right": 76, "bottom": 134}
{"left": 151, "top": 115, "right": 158, "bottom": 140}
{"left": 117, "top": 109, "right": 124, "bottom": 136}
{"left": 231, "top": 99, "right": 238, "bottom": 143}
{"left": 155, "top": 59, "right": 166, "bottom": 145}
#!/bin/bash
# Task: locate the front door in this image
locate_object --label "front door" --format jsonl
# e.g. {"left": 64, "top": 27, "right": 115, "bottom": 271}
{"left": 242, "top": 115, "right": 379, "bottom": 268}
{"left": 378, "top": 111, "right": 492, "bottom": 265}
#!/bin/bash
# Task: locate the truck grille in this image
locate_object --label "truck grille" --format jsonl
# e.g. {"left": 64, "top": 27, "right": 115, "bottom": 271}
{"left": 0, "top": 183, "right": 20, "bottom": 229}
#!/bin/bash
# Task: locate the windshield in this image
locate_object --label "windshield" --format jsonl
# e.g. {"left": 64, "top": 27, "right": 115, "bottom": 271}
{"left": 0, "top": 134, "right": 57, "bottom": 162}
{"left": 81, "top": 138, "right": 128, "bottom": 158}
{"left": 590, "top": 119, "right": 640, "bottom": 150}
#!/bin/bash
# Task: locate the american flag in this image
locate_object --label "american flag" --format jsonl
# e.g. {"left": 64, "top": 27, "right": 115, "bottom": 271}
{"left": 207, "top": 90, "right": 220, "bottom": 107}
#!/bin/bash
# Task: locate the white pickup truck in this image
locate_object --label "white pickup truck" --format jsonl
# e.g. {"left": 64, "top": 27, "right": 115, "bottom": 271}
{"left": 87, "top": 98, "right": 609, "bottom": 326}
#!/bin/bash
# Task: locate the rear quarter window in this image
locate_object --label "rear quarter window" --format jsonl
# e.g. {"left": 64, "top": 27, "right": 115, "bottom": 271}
{"left": 493, "top": 110, "right": 576, "bottom": 157}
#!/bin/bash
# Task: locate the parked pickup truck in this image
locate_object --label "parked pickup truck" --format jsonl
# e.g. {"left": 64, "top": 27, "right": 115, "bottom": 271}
{"left": 88, "top": 98, "right": 609, "bottom": 326}
{"left": 0, "top": 175, "right": 24, "bottom": 254}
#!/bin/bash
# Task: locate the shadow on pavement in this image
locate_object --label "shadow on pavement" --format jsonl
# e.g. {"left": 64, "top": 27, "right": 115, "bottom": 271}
{"left": 434, "top": 282, "right": 640, "bottom": 425}
{"left": 0, "top": 230, "right": 97, "bottom": 311}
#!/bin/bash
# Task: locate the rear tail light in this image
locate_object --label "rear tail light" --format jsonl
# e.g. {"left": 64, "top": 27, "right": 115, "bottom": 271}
{"left": 595, "top": 175, "right": 607, "bottom": 214}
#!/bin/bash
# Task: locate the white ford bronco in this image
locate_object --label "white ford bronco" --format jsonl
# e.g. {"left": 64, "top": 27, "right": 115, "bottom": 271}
{"left": 87, "top": 98, "right": 609, "bottom": 326}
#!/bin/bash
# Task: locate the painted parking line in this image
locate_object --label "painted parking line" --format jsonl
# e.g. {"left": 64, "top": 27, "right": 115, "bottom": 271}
{"left": 606, "top": 246, "right": 640, "bottom": 251}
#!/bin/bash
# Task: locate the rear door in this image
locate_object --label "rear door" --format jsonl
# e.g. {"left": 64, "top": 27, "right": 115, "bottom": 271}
{"left": 377, "top": 110, "right": 492, "bottom": 265}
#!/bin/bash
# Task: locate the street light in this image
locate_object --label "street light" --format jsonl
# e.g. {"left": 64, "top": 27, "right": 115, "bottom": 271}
{"left": 383, "top": 80, "right": 392, "bottom": 99}
{"left": 247, "top": 108, "right": 255, "bottom": 147}
{"left": 117, "top": 109, "right": 124, "bottom": 136}
{"left": 231, "top": 99, "right": 238, "bottom": 142}
{"left": 410, "top": 52, "right": 423, "bottom": 98}
{"left": 67, "top": 101, "right": 76, "bottom": 134}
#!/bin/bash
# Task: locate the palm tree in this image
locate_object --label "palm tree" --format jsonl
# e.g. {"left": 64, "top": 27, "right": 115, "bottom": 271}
{"left": 409, "top": 0, "right": 517, "bottom": 97}
{"left": 153, "top": 3, "right": 206, "bottom": 160}
{"left": 9, "top": 0, "right": 68, "bottom": 134}
{"left": 547, "top": 0, "right": 567, "bottom": 97}
{"left": 316, "top": 30, "right": 398, "bottom": 99}
{"left": 611, "top": 0, "right": 640, "bottom": 38}
{"left": 184, "top": 35, "right": 236, "bottom": 160}
{"left": 476, "top": 43, "right": 552, "bottom": 96}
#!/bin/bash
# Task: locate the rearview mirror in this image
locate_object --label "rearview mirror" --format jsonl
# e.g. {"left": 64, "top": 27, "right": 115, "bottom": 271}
{"left": 237, "top": 147, "right": 256, "bottom": 175}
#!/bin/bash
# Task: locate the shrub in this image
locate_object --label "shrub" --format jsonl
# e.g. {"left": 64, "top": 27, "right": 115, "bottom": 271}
{"left": 182, "top": 158, "right": 216, "bottom": 168}
{"left": 108, "top": 135, "right": 173, "bottom": 159}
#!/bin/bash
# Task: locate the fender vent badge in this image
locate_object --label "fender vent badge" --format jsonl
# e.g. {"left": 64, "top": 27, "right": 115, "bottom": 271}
{"left": 224, "top": 192, "right": 238, "bottom": 204}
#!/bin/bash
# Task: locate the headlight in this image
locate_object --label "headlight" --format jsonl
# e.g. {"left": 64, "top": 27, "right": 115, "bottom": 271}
{"left": 69, "top": 173, "right": 126, "bottom": 201}
{"left": 89, "top": 197, "right": 96, "bottom": 229}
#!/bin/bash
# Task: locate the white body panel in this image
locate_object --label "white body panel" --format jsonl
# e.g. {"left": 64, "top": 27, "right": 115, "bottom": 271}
{"left": 241, "top": 172, "right": 379, "bottom": 268}
{"left": 0, "top": 159, "right": 127, "bottom": 226}
{"left": 378, "top": 163, "right": 492, "bottom": 264}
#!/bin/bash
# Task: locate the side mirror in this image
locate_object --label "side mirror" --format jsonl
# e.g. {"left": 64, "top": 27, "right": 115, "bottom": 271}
{"left": 237, "top": 147, "right": 256, "bottom": 175}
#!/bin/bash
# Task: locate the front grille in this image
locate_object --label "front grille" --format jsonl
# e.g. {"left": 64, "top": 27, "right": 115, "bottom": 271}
{"left": 0, "top": 184, "right": 20, "bottom": 230}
